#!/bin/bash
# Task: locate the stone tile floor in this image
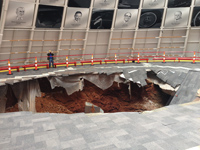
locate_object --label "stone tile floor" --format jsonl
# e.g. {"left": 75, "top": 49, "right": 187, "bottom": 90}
{"left": 0, "top": 101, "right": 200, "bottom": 150}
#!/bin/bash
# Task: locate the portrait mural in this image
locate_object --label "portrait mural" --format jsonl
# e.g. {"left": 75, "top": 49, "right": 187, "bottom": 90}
{"left": 5, "top": 1, "right": 35, "bottom": 27}
{"left": 115, "top": 9, "right": 138, "bottom": 29}
{"left": 65, "top": 8, "right": 89, "bottom": 29}
{"left": 165, "top": 8, "right": 190, "bottom": 27}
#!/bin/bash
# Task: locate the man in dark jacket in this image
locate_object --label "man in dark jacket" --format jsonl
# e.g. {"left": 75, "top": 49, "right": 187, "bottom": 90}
{"left": 47, "top": 50, "right": 54, "bottom": 68}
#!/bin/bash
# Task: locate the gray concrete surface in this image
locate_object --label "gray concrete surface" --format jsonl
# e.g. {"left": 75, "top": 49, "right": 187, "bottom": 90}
{"left": 170, "top": 70, "right": 200, "bottom": 105}
{"left": 0, "top": 101, "right": 200, "bottom": 150}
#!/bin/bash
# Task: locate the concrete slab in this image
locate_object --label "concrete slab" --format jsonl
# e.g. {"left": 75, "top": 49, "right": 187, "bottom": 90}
{"left": 0, "top": 101, "right": 200, "bottom": 150}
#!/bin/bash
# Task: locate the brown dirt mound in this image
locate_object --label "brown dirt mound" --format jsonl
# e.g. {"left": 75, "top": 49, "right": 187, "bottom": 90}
{"left": 6, "top": 104, "right": 19, "bottom": 112}
{"left": 5, "top": 78, "right": 170, "bottom": 114}
{"left": 35, "top": 79, "right": 170, "bottom": 113}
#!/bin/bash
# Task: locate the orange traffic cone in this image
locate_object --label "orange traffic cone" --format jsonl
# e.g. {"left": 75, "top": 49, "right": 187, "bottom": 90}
{"left": 7, "top": 60, "right": 13, "bottom": 75}
{"left": 91, "top": 54, "right": 94, "bottom": 66}
{"left": 193, "top": 52, "right": 196, "bottom": 64}
{"left": 34, "top": 57, "right": 38, "bottom": 71}
{"left": 137, "top": 53, "right": 140, "bottom": 64}
{"left": 66, "top": 56, "right": 68, "bottom": 68}
{"left": 163, "top": 52, "right": 166, "bottom": 63}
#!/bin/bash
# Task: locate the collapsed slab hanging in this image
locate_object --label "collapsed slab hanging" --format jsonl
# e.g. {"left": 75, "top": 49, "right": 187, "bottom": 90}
{"left": 48, "top": 73, "right": 125, "bottom": 95}
{"left": 11, "top": 80, "right": 41, "bottom": 112}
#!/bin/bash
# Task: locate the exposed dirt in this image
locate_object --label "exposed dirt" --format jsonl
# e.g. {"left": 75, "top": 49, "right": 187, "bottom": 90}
{"left": 5, "top": 77, "right": 170, "bottom": 114}
{"left": 35, "top": 78, "right": 170, "bottom": 114}
{"left": 5, "top": 86, "right": 19, "bottom": 113}
{"left": 6, "top": 103, "right": 19, "bottom": 112}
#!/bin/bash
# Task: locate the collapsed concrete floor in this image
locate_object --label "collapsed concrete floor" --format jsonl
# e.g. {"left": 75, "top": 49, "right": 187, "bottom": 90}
{"left": 1, "top": 63, "right": 200, "bottom": 150}
{"left": 2, "top": 62, "right": 200, "bottom": 112}
{"left": 6, "top": 75, "right": 171, "bottom": 114}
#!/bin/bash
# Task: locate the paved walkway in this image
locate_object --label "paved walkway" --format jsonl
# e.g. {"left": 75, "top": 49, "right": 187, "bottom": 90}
{"left": 0, "top": 101, "right": 200, "bottom": 150}
{"left": 170, "top": 71, "right": 200, "bottom": 104}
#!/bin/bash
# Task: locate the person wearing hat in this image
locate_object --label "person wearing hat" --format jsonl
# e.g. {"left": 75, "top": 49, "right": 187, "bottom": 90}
{"left": 47, "top": 50, "right": 54, "bottom": 68}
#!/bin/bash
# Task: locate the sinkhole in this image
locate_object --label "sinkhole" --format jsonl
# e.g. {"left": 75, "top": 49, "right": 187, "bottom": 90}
{"left": 4, "top": 71, "right": 173, "bottom": 114}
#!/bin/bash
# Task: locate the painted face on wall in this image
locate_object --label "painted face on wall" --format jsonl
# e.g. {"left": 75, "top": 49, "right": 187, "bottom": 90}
{"left": 74, "top": 11, "right": 82, "bottom": 22}
{"left": 16, "top": 7, "right": 25, "bottom": 20}
{"left": 174, "top": 11, "right": 182, "bottom": 21}
{"left": 124, "top": 12, "right": 131, "bottom": 22}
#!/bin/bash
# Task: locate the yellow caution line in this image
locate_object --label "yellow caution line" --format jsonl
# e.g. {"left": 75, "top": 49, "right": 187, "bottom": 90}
{"left": 0, "top": 66, "right": 47, "bottom": 73}
{"left": 149, "top": 60, "right": 200, "bottom": 63}
{"left": 0, "top": 68, "right": 19, "bottom": 73}
{"left": 151, "top": 60, "right": 177, "bottom": 63}
{"left": 55, "top": 64, "right": 79, "bottom": 67}
{"left": 23, "top": 66, "right": 47, "bottom": 70}
{"left": 179, "top": 60, "right": 200, "bottom": 62}
{"left": 0, "top": 60, "right": 173, "bottom": 73}
{"left": 102, "top": 61, "right": 125, "bottom": 64}
{"left": 0, "top": 60, "right": 199, "bottom": 73}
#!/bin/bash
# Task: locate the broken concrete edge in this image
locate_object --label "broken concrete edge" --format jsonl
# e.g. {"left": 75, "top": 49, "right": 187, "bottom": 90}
{"left": 0, "top": 70, "right": 182, "bottom": 94}
{"left": 0, "top": 66, "right": 185, "bottom": 88}
{"left": 143, "top": 100, "right": 200, "bottom": 114}
{"left": 0, "top": 80, "right": 41, "bottom": 113}
{"left": 147, "top": 77, "right": 179, "bottom": 96}
{"left": 120, "top": 69, "right": 180, "bottom": 96}
{"left": 0, "top": 68, "right": 191, "bottom": 113}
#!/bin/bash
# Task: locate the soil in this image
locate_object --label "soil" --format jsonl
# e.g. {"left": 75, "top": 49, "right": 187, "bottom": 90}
{"left": 5, "top": 86, "right": 19, "bottom": 113}
{"left": 6, "top": 103, "right": 19, "bottom": 112}
{"left": 35, "top": 78, "right": 170, "bottom": 113}
{"left": 5, "top": 77, "right": 171, "bottom": 114}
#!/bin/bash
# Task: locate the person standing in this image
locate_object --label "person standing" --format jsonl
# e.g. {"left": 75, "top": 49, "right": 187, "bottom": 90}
{"left": 47, "top": 50, "right": 54, "bottom": 68}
